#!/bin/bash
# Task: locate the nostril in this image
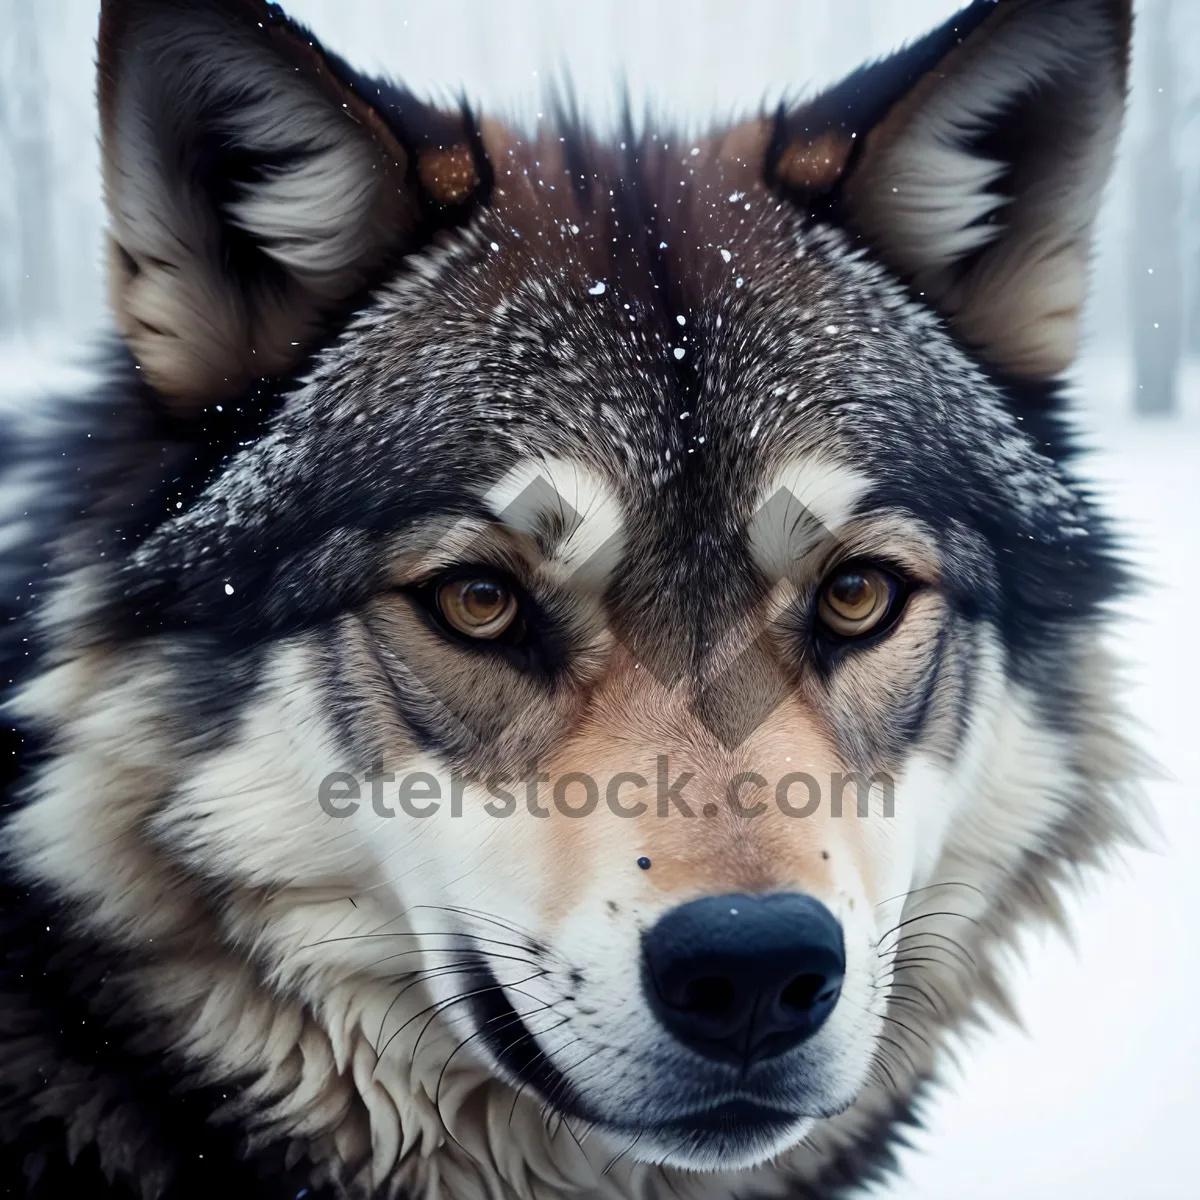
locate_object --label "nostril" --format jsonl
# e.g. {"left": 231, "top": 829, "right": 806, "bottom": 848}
{"left": 780, "top": 972, "right": 828, "bottom": 1012}
{"left": 783, "top": 970, "right": 841, "bottom": 1012}
{"left": 681, "top": 975, "right": 737, "bottom": 1016}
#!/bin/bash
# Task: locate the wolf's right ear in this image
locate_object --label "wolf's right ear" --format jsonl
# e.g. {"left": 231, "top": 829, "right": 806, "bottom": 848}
{"left": 768, "top": 0, "right": 1131, "bottom": 379}
{"left": 99, "top": 0, "right": 488, "bottom": 412}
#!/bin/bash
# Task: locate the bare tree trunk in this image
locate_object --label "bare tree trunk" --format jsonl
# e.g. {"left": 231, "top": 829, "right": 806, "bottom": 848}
{"left": 0, "top": 2, "right": 14, "bottom": 336}
{"left": 9, "top": 0, "right": 57, "bottom": 336}
{"left": 1186, "top": 97, "right": 1200, "bottom": 358}
{"left": 1130, "top": 0, "right": 1182, "bottom": 416}
{"left": 0, "top": 189, "right": 14, "bottom": 338}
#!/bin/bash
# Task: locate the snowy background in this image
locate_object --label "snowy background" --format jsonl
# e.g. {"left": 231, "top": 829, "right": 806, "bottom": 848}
{"left": 0, "top": 1, "right": 1197, "bottom": 1196}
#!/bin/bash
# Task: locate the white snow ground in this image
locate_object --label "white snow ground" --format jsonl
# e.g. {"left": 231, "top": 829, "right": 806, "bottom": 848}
{"left": 1, "top": 349, "right": 1197, "bottom": 1197}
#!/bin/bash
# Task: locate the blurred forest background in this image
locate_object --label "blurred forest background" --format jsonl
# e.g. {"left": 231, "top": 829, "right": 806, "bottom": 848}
{"left": 0, "top": 0, "right": 1197, "bottom": 415}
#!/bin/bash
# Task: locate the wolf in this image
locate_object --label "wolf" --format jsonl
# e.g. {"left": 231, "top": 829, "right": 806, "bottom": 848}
{"left": 0, "top": 0, "right": 1142, "bottom": 1197}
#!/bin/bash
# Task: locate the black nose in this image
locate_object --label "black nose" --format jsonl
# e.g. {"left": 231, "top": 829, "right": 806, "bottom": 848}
{"left": 642, "top": 893, "right": 844, "bottom": 1066}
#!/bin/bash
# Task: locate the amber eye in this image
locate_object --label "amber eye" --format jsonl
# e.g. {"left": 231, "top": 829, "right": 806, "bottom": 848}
{"left": 816, "top": 565, "right": 898, "bottom": 638}
{"left": 436, "top": 577, "right": 519, "bottom": 639}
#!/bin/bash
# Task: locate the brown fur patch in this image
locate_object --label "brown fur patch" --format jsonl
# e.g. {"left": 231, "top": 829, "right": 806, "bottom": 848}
{"left": 416, "top": 145, "right": 480, "bottom": 206}
{"left": 775, "top": 131, "right": 854, "bottom": 191}
{"left": 530, "top": 654, "right": 858, "bottom": 923}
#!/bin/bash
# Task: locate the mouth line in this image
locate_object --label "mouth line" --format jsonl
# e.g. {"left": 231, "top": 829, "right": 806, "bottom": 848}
{"left": 468, "top": 961, "right": 580, "bottom": 1111}
{"left": 466, "top": 967, "right": 814, "bottom": 1144}
{"left": 625, "top": 1098, "right": 806, "bottom": 1137}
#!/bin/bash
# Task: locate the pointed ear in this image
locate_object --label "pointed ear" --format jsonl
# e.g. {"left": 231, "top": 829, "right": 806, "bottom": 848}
{"left": 99, "top": 0, "right": 489, "bottom": 410}
{"left": 769, "top": 0, "right": 1132, "bottom": 378}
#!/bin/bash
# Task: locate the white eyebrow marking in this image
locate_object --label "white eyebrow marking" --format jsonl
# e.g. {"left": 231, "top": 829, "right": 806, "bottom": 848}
{"left": 750, "top": 455, "right": 871, "bottom": 579}
{"left": 482, "top": 457, "right": 624, "bottom": 588}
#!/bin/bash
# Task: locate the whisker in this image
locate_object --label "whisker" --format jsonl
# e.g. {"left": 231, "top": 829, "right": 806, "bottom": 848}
{"left": 888, "top": 953, "right": 968, "bottom": 975}
{"left": 537, "top": 1040, "right": 606, "bottom": 1125}
{"left": 375, "top": 965, "right": 545, "bottom": 1063}
{"left": 602, "top": 1132, "right": 642, "bottom": 1177}
{"left": 875, "top": 979, "right": 948, "bottom": 1018}
{"left": 368, "top": 945, "right": 546, "bottom": 972}
{"left": 374, "top": 961, "right": 489, "bottom": 1052}
{"left": 429, "top": 1003, "right": 557, "bottom": 1160}
{"left": 875, "top": 880, "right": 985, "bottom": 909}
{"left": 866, "top": 1056, "right": 900, "bottom": 1095}
{"left": 409, "top": 968, "right": 550, "bottom": 1067}
{"left": 300, "top": 929, "right": 541, "bottom": 955}
{"left": 411, "top": 903, "right": 552, "bottom": 949}
{"left": 873, "top": 1032, "right": 919, "bottom": 1080}
{"left": 876, "top": 909, "right": 981, "bottom": 945}
{"left": 877, "top": 1012, "right": 933, "bottom": 1052}
{"left": 438, "top": 1009, "right": 565, "bottom": 1122}
{"left": 888, "top": 933, "right": 977, "bottom": 969}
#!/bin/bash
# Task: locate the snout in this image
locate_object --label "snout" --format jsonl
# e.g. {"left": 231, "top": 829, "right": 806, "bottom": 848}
{"left": 642, "top": 893, "right": 844, "bottom": 1066}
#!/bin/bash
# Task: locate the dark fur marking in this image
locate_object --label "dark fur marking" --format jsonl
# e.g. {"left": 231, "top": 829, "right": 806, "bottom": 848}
{"left": 0, "top": 876, "right": 339, "bottom": 1200}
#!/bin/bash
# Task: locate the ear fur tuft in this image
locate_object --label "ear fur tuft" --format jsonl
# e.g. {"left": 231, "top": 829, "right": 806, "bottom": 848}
{"left": 772, "top": 0, "right": 1132, "bottom": 377}
{"left": 98, "top": 0, "right": 487, "bottom": 410}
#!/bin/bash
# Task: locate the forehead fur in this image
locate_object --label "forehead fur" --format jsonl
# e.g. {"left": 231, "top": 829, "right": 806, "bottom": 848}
{"left": 123, "top": 153, "right": 1086, "bottom": 626}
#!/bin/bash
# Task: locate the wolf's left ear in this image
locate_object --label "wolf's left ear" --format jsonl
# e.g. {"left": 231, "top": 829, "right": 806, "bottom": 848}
{"left": 770, "top": 0, "right": 1131, "bottom": 378}
{"left": 99, "top": 0, "right": 489, "bottom": 410}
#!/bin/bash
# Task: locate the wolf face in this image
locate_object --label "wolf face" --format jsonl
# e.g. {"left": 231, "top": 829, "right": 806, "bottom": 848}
{"left": 0, "top": 1, "right": 1141, "bottom": 1197}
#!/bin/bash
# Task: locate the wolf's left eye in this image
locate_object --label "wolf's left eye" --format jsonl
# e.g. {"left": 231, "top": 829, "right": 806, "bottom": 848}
{"left": 816, "top": 565, "right": 901, "bottom": 639}
{"left": 436, "top": 577, "right": 519, "bottom": 639}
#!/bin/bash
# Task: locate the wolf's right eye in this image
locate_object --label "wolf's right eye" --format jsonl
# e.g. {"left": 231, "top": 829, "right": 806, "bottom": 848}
{"left": 435, "top": 577, "right": 519, "bottom": 640}
{"left": 816, "top": 565, "right": 901, "bottom": 640}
